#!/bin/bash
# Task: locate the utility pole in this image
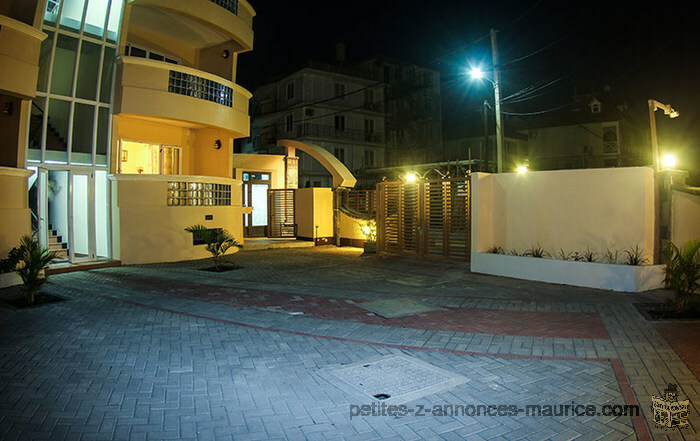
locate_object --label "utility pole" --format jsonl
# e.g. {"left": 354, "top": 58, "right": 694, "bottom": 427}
{"left": 490, "top": 28, "right": 504, "bottom": 173}
{"left": 482, "top": 100, "right": 489, "bottom": 172}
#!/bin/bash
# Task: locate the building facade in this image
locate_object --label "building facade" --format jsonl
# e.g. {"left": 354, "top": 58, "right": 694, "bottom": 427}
{"left": 356, "top": 57, "right": 443, "bottom": 167}
{"left": 249, "top": 61, "right": 386, "bottom": 189}
{"left": 1, "top": 0, "right": 260, "bottom": 265}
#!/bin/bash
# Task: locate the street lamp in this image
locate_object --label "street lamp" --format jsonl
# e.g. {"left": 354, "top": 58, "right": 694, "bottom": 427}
{"left": 648, "top": 99, "right": 679, "bottom": 264}
{"left": 468, "top": 29, "right": 504, "bottom": 173}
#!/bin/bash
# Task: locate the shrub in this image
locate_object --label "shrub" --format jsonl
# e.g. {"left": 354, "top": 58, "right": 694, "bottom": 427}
{"left": 15, "top": 235, "right": 58, "bottom": 304}
{"left": 663, "top": 239, "right": 700, "bottom": 314}
{"left": 623, "top": 245, "right": 648, "bottom": 266}
{"left": 0, "top": 246, "right": 21, "bottom": 273}
{"left": 185, "top": 225, "right": 242, "bottom": 271}
{"left": 524, "top": 244, "right": 549, "bottom": 258}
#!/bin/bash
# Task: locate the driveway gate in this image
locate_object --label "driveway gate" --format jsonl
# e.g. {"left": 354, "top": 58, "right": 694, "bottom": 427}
{"left": 376, "top": 177, "right": 470, "bottom": 260}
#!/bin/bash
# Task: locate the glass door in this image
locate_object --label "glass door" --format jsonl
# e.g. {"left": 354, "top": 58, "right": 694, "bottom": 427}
{"left": 70, "top": 171, "right": 94, "bottom": 261}
{"left": 242, "top": 172, "right": 270, "bottom": 237}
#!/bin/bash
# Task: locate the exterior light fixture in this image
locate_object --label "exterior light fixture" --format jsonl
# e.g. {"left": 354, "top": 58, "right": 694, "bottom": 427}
{"left": 517, "top": 165, "right": 528, "bottom": 174}
{"left": 469, "top": 67, "right": 484, "bottom": 80}
{"left": 405, "top": 172, "right": 418, "bottom": 183}
{"left": 661, "top": 154, "right": 677, "bottom": 169}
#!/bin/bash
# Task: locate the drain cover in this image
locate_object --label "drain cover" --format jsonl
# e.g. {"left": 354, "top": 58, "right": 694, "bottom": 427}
{"left": 357, "top": 298, "right": 442, "bottom": 318}
{"left": 321, "top": 354, "right": 467, "bottom": 403}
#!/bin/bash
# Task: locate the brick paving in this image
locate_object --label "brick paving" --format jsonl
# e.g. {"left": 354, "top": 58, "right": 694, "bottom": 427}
{"left": 0, "top": 246, "right": 698, "bottom": 440}
{"left": 654, "top": 322, "right": 700, "bottom": 381}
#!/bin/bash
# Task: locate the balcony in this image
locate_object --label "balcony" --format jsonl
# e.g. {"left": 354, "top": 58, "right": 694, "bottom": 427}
{"left": 295, "top": 123, "right": 384, "bottom": 144}
{"left": 127, "top": 0, "right": 255, "bottom": 51}
{"left": 114, "top": 56, "right": 252, "bottom": 136}
{"left": 0, "top": 15, "right": 46, "bottom": 98}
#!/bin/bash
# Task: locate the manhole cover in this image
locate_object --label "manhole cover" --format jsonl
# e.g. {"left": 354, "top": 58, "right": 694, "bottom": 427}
{"left": 321, "top": 354, "right": 468, "bottom": 403}
{"left": 357, "top": 298, "right": 442, "bottom": 318}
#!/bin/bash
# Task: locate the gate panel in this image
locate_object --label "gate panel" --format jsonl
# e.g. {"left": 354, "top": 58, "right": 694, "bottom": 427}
{"left": 377, "top": 177, "right": 470, "bottom": 261}
{"left": 268, "top": 189, "right": 296, "bottom": 238}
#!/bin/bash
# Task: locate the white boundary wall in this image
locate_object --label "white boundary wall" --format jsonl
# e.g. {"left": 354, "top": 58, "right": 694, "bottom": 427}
{"left": 470, "top": 167, "right": 662, "bottom": 291}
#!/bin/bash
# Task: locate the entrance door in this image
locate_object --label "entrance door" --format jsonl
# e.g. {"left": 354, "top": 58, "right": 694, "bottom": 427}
{"left": 32, "top": 168, "right": 110, "bottom": 263}
{"left": 242, "top": 172, "right": 270, "bottom": 237}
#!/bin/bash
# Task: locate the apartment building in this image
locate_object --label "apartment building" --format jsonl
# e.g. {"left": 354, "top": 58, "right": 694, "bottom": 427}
{"left": 1, "top": 0, "right": 260, "bottom": 265}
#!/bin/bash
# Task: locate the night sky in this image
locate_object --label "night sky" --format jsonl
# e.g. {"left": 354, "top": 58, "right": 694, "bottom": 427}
{"left": 237, "top": 0, "right": 699, "bottom": 179}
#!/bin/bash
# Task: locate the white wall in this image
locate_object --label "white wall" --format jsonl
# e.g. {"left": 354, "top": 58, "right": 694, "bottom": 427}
{"left": 672, "top": 190, "right": 700, "bottom": 246}
{"left": 471, "top": 167, "right": 655, "bottom": 260}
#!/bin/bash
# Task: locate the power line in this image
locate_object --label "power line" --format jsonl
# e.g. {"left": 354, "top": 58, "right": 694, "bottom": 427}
{"left": 499, "top": 0, "right": 546, "bottom": 31}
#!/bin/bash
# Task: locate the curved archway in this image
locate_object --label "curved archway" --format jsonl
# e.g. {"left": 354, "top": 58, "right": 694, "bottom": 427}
{"left": 277, "top": 139, "right": 357, "bottom": 188}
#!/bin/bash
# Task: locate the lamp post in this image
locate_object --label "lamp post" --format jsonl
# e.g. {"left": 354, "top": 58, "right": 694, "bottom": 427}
{"left": 648, "top": 99, "right": 679, "bottom": 264}
{"left": 469, "top": 29, "right": 504, "bottom": 173}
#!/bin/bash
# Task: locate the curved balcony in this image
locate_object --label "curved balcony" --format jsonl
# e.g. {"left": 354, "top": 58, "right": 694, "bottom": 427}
{"left": 114, "top": 56, "right": 252, "bottom": 136}
{"left": 127, "top": 0, "right": 255, "bottom": 52}
{"left": 0, "top": 15, "right": 46, "bottom": 98}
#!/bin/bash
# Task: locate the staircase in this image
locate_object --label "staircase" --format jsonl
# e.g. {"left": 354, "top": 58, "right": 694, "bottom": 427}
{"left": 48, "top": 225, "right": 69, "bottom": 262}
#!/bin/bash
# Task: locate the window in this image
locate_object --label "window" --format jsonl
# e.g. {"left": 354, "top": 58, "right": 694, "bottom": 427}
{"left": 119, "top": 140, "right": 181, "bottom": 175}
{"left": 334, "top": 115, "right": 345, "bottom": 131}
{"left": 285, "top": 114, "right": 294, "bottom": 132}
{"left": 364, "top": 150, "right": 374, "bottom": 167}
{"left": 603, "top": 126, "right": 619, "bottom": 153}
{"left": 286, "top": 82, "right": 294, "bottom": 100}
{"left": 364, "top": 89, "right": 374, "bottom": 106}
{"left": 364, "top": 119, "right": 374, "bottom": 142}
{"left": 126, "top": 44, "right": 180, "bottom": 64}
{"left": 333, "top": 147, "right": 345, "bottom": 163}
{"left": 334, "top": 82, "right": 345, "bottom": 99}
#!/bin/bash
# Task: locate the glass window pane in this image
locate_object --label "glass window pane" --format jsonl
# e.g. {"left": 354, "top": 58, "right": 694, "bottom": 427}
{"left": 84, "top": 0, "right": 109, "bottom": 38}
{"left": 28, "top": 97, "right": 46, "bottom": 162}
{"left": 37, "top": 31, "right": 54, "bottom": 92}
{"left": 76, "top": 41, "right": 101, "bottom": 100}
{"left": 72, "top": 174, "right": 90, "bottom": 257}
{"left": 50, "top": 35, "right": 78, "bottom": 96}
{"left": 46, "top": 99, "right": 71, "bottom": 163}
{"left": 71, "top": 103, "right": 94, "bottom": 164}
{"left": 59, "top": 0, "right": 87, "bottom": 31}
{"left": 106, "top": 0, "right": 123, "bottom": 43}
{"left": 95, "top": 170, "right": 110, "bottom": 258}
{"left": 44, "top": 0, "right": 61, "bottom": 24}
{"left": 99, "top": 46, "right": 116, "bottom": 102}
{"left": 128, "top": 46, "right": 146, "bottom": 58}
{"left": 96, "top": 107, "right": 110, "bottom": 166}
{"left": 251, "top": 184, "right": 268, "bottom": 226}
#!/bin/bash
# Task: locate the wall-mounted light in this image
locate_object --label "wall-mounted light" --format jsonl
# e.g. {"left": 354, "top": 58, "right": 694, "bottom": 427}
{"left": 222, "top": 49, "right": 230, "bottom": 59}
{"left": 214, "top": 139, "right": 222, "bottom": 150}
{"left": 404, "top": 172, "right": 418, "bottom": 183}
{"left": 516, "top": 165, "right": 528, "bottom": 174}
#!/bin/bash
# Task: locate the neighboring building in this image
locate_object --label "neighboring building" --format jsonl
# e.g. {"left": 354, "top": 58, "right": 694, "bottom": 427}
{"left": 443, "top": 132, "right": 529, "bottom": 173}
{"left": 1, "top": 0, "right": 264, "bottom": 265}
{"left": 248, "top": 59, "right": 386, "bottom": 189}
{"left": 247, "top": 51, "right": 443, "bottom": 188}
{"left": 356, "top": 57, "right": 443, "bottom": 167}
{"left": 513, "top": 91, "right": 648, "bottom": 171}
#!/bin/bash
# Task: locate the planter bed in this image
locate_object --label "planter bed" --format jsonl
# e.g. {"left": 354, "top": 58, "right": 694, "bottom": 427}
{"left": 0, "top": 272, "right": 21, "bottom": 289}
{"left": 470, "top": 252, "right": 665, "bottom": 292}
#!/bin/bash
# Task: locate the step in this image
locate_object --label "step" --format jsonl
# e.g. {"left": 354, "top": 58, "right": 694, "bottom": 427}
{"left": 48, "top": 242, "right": 67, "bottom": 251}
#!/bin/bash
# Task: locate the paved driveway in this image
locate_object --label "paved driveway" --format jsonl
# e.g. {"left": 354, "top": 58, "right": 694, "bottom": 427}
{"left": 0, "top": 247, "right": 697, "bottom": 440}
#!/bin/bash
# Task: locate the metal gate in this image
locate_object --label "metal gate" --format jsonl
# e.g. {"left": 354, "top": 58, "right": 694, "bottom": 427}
{"left": 268, "top": 189, "right": 296, "bottom": 238}
{"left": 377, "top": 177, "right": 470, "bottom": 260}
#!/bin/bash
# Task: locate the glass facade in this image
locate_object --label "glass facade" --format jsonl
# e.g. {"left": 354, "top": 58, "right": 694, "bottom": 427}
{"left": 32, "top": 0, "right": 124, "bottom": 166}
{"left": 29, "top": 0, "right": 125, "bottom": 263}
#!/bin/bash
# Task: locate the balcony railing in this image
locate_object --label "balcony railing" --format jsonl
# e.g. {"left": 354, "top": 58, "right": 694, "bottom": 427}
{"left": 210, "top": 0, "right": 238, "bottom": 15}
{"left": 295, "top": 123, "right": 384, "bottom": 144}
{"left": 168, "top": 70, "right": 233, "bottom": 107}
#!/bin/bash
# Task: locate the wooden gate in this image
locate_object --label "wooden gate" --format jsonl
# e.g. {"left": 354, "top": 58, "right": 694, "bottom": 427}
{"left": 268, "top": 189, "right": 296, "bottom": 238}
{"left": 377, "top": 177, "right": 470, "bottom": 260}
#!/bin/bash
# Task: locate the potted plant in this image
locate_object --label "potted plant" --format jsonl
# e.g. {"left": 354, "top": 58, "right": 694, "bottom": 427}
{"left": 360, "top": 220, "right": 377, "bottom": 254}
{"left": 185, "top": 225, "right": 242, "bottom": 271}
{"left": 663, "top": 238, "right": 700, "bottom": 314}
{"left": 14, "top": 234, "right": 58, "bottom": 304}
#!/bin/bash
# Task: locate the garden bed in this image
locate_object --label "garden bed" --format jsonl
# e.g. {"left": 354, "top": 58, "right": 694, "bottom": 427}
{"left": 470, "top": 252, "right": 665, "bottom": 292}
{"left": 199, "top": 264, "right": 241, "bottom": 273}
{"left": 635, "top": 303, "right": 700, "bottom": 320}
{"left": 0, "top": 292, "right": 65, "bottom": 309}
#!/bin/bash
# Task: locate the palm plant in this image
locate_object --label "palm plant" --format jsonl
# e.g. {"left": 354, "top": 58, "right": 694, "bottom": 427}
{"left": 15, "top": 234, "right": 58, "bottom": 304}
{"left": 663, "top": 239, "right": 700, "bottom": 314}
{"left": 185, "top": 225, "right": 242, "bottom": 271}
